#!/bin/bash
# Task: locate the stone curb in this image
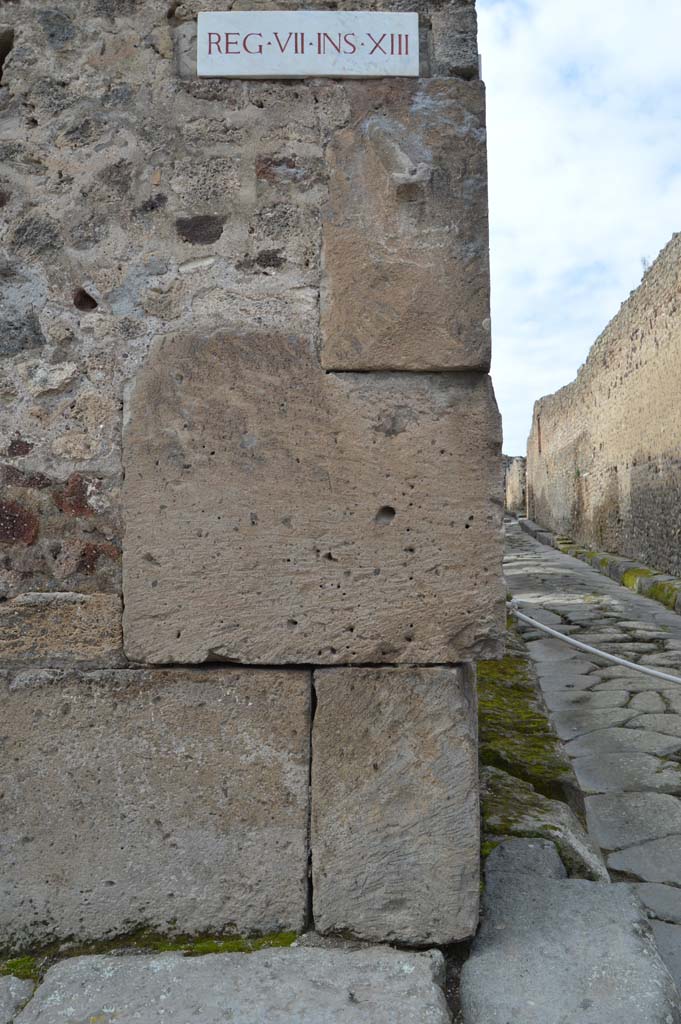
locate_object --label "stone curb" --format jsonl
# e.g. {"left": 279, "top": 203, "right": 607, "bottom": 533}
{"left": 517, "top": 518, "right": 681, "bottom": 618}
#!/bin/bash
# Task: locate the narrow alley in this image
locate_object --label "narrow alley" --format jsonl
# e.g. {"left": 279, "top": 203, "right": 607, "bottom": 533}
{"left": 507, "top": 519, "right": 681, "bottom": 978}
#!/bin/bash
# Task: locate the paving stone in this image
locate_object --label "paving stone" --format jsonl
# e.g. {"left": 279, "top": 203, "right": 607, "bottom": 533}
{"left": 123, "top": 329, "right": 503, "bottom": 666}
{"left": 564, "top": 727, "right": 681, "bottom": 759}
{"left": 572, "top": 754, "right": 681, "bottom": 795}
{"left": 460, "top": 872, "right": 680, "bottom": 1024}
{"left": 665, "top": 691, "right": 681, "bottom": 714}
{"left": 629, "top": 715, "right": 681, "bottom": 737}
{"left": 543, "top": 689, "right": 629, "bottom": 712}
{"left": 321, "top": 79, "right": 490, "bottom": 372}
{"left": 650, "top": 921, "right": 681, "bottom": 995}
{"left": 595, "top": 678, "right": 677, "bottom": 693}
{"left": 0, "top": 977, "right": 34, "bottom": 1024}
{"left": 0, "top": 592, "right": 122, "bottom": 668}
{"left": 481, "top": 767, "right": 609, "bottom": 881}
{"left": 620, "top": 621, "right": 671, "bottom": 631}
{"left": 14, "top": 948, "right": 451, "bottom": 1024}
{"left": 598, "top": 667, "right": 662, "bottom": 682}
{"left": 0, "top": 668, "right": 310, "bottom": 949}
{"left": 633, "top": 883, "right": 681, "bottom": 924}
{"left": 601, "top": 643, "right": 662, "bottom": 656}
{"left": 485, "top": 837, "right": 566, "bottom": 879}
{"left": 551, "top": 707, "right": 637, "bottom": 740}
{"left": 312, "top": 665, "right": 478, "bottom": 945}
{"left": 609, "top": 837, "right": 681, "bottom": 885}
{"left": 630, "top": 692, "right": 668, "bottom": 714}
{"left": 586, "top": 793, "right": 681, "bottom": 851}
{"left": 534, "top": 666, "right": 596, "bottom": 692}
{"left": 526, "top": 638, "right": 590, "bottom": 663}
{"left": 641, "top": 653, "right": 681, "bottom": 669}
{"left": 577, "top": 632, "right": 635, "bottom": 645}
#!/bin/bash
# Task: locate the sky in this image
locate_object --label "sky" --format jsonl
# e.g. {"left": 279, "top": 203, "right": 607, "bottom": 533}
{"left": 477, "top": 0, "right": 681, "bottom": 454}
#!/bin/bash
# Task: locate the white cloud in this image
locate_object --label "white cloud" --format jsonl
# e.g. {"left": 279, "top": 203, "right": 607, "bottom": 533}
{"left": 478, "top": 0, "right": 681, "bottom": 453}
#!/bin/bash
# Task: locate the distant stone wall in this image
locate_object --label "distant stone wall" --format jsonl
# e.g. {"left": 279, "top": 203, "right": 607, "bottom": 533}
{"left": 526, "top": 233, "right": 681, "bottom": 575}
{"left": 504, "top": 456, "right": 526, "bottom": 515}
{"left": 0, "top": 0, "right": 503, "bottom": 953}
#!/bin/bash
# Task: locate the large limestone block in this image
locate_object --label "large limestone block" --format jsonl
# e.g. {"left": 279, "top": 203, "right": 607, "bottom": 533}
{"left": 123, "top": 328, "right": 503, "bottom": 665}
{"left": 0, "top": 667, "right": 310, "bottom": 951}
{"left": 311, "top": 666, "right": 479, "bottom": 945}
{"left": 15, "top": 948, "right": 450, "bottom": 1024}
{"left": 321, "top": 79, "right": 490, "bottom": 371}
{"left": 0, "top": 592, "right": 122, "bottom": 668}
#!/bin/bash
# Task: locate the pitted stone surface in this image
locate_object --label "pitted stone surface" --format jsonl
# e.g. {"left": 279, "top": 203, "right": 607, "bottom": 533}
{"left": 123, "top": 330, "right": 503, "bottom": 665}
{"left": 0, "top": 977, "right": 34, "bottom": 1024}
{"left": 311, "top": 665, "right": 478, "bottom": 945}
{"left": 321, "top": 79, "right": 489, "bottom": 372}
{"left": 0, "top": 668, "right": 310, "bottom": 948}
{"left": 14, "top": 948, "right": 451, "bottom": 1024}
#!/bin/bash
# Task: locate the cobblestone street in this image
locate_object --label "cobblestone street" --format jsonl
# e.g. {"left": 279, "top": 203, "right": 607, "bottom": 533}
{"left": 507, "top": 519, "right": 681, "bottom": 991}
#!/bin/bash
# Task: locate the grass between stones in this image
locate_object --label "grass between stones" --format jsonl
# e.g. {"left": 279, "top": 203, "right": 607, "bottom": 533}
{"left": 477, "top": 627, "right": 603, "bottom": 878}
{"left": 622, "top": 567, "right": 656, "bottom": 590}
{"left": 477, "top": 642, "right": 573, "bottom": 801}
{"left": 0, "top": 931, "right": 297, "bottom": 985}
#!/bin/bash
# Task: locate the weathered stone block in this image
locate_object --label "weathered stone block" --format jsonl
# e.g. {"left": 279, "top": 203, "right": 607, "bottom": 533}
{"left": 0, "top": 592, "right": 122, "bottom": 668}
{"left": 321, "top": 79, "right": 490, "bottom": 371}
{"left": 311, "top": 665, "right": 479, "bottom": 945}
{"left": 0, "top": 667, "right": 310, "bottom": 951}
{"left": 123, "top": 329, "right": 503, "bottom": 665}
{"left": 14, "top": 948, "right": 450, "bottom": 1024}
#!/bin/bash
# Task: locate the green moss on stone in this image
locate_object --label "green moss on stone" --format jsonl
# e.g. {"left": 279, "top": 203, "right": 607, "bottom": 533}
{"left": 477, "top": 656, "right": 571, "bottom": 800}
{"left": 0, "top": 931, "right": 297, "bottom": 986}
{"left": 0, "top": 956, "right": 40, "bottom": 983}
{"left": 480, "top": 840, "right": 500, "bottom": 859}
{"left": 622, "top": 567, "right": 655, "bottom": 591}
{"left": 648, "top": 581, "right": 681, "bottom": 610}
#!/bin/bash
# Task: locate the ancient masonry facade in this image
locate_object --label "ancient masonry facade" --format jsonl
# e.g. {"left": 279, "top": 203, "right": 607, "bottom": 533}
{"left": 0, "top": 0, "right": 503, "bottom": 953}
{"left": 526, "top": 232, "right": 681, "bottom": 576}
{"left": 503, "top": 455, "right": 525, "bottom": 515}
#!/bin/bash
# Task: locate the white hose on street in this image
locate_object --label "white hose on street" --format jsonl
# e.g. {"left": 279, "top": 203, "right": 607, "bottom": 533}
{"left": 508, "top": 603, "right": 681, "bottom": 687}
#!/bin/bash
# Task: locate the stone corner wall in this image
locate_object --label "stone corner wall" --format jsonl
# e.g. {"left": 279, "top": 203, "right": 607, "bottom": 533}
{"left": 526, "top": 232, "right": 681, "bottom": 574}
{"left": 0, "top": 0, "right": 503, "bottom": 954}
{"left": 504, "top": 455, "right": 526, "bottom": 515}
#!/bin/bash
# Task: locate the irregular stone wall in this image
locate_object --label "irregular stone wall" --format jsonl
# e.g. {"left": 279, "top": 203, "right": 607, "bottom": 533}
{"left": 0, "top": 0, "right": 502, "bottom": 951}
{"left": 504, "top": 455, "right": 526, "bottom": 515}
{"left": 526, "top": 234, "right": 681, "bottom": 575}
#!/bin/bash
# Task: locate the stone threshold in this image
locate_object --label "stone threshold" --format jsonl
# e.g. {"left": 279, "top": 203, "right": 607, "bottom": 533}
{"left": 517, "top": 517, "right": 681, "bottom": 617}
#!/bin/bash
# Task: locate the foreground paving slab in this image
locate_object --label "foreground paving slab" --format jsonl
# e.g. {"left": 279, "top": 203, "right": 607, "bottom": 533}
{"left": 0, "top": 978, "right": 33, "bottom": 1024}
{"left": 14, "top": 948, "right": 450, "bottom": 1024}
{"left": 460, "top": 859, "right": 680, "bottom": 1024}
